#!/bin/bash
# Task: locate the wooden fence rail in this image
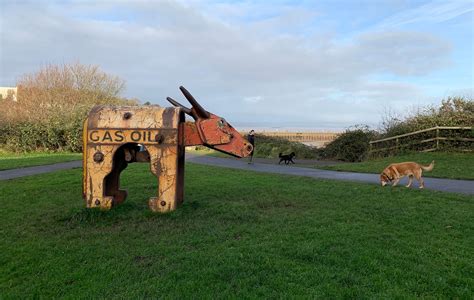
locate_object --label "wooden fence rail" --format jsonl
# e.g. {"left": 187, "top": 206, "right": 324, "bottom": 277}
{"left": 369, "top": 126, "right": 473, "bottom": 155}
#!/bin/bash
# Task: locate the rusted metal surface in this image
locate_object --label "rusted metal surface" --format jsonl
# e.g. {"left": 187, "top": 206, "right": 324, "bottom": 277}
{"left": 83, "top": 86, "right": 252, "bottom": 212}
{"left": 182, "top": 122, "right": 202, "bottom": 146}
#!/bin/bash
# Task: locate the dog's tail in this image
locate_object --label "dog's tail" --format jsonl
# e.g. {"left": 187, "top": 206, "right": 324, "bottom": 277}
{"left": 421, "top": 160, "right": 435, "bottom": 172}
{"left": 279, "top": 152, "right": 282, "bottom": 158}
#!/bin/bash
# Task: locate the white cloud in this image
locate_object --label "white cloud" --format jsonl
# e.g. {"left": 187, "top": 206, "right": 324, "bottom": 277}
{"left": 377, "top": 0, "right": 474, "bottom": 29}
{"left": 0, "top": 0, "right": 461, "bottom": 129}
{"left": 243, "top": 96, "right": 263, "bottom": 103}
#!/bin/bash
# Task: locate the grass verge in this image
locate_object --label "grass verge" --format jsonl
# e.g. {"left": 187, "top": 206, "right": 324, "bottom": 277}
{"left": 0, "top": 163, "right": 473, "bottom": 297}
{"left": 321, "top": 152, "right": 474, "bottom": 180}
{"left": 0, "top": 151, "right": 81, "bottom": 170}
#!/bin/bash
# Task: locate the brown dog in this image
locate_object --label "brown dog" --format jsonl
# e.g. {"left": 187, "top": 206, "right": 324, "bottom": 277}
{"left": 380, "top": 161, "right": 434, "bottom": 188}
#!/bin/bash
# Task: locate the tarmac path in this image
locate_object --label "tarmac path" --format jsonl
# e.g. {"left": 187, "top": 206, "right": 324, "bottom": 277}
{"left": 1, "top": 155, "right": 473, "bottom": 195}
{"left": 186, "top": 155, "right": 474, "bottom": 195}
{"left": 0, "top": 161, "right": 82, "bottom": 181}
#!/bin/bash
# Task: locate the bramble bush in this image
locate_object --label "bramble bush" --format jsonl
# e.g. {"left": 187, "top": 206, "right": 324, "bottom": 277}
{"left": 381, "top": 96, "right": 473, "bottom": 137}
{"left": 375, "top": 97, "right": 474, "bottom": 154}
{"left": 321, "top": 97, "right": 473, "bottom": 161}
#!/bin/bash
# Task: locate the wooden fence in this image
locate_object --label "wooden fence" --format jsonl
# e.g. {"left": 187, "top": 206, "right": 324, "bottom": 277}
{"left": 369, "top": 126, "right": 473, "bottom": 156}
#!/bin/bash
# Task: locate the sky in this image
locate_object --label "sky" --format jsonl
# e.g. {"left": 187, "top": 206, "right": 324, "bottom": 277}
{"left": 0, "top": 0, "right": 473, "bottom": 130}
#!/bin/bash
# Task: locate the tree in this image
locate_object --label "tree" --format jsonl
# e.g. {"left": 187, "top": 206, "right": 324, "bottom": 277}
{"left": 0, "top": 63, "right": 137, "bottom": 152}
{"left": 3, "top": 63, "right": 133, "bottom": 123}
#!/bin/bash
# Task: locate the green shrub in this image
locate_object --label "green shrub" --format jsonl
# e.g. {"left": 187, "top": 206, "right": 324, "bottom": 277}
{"left": 0, "top": 111, "right": 87, "bottom": 152}
{"left": 321, "top": 126, "right": 377, "bottom": 162}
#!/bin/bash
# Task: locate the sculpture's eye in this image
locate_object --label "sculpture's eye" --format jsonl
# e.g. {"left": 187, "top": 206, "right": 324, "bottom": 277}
{"left": 218, "top": 119, "right": 226, "bottom": 127}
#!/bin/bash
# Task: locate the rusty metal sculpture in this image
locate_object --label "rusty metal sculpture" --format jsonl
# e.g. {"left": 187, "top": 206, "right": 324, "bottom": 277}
{"left": 82, "top": 86, "right": 253, "bottom": 212}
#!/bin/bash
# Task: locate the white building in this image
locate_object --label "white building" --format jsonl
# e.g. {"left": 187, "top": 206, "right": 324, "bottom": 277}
{"left": 0, "top": 87, "right": 18, "bottom": 101}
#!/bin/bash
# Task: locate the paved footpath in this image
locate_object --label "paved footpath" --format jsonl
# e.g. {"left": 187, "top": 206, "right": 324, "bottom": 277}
{"left": 0, "top": 161, "right": 82, "bottom": 181}
{"left": 1, "top": 156, "right": 473, "bottom": 195}
{"left": 187, "top": 155, "right": 474, "bottom": 195}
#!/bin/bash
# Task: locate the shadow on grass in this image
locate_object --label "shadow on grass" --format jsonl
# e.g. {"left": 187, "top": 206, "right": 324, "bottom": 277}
{"left": 58, "top": 198, "right": 206, "bottom": 228}
{"left": 59, "top": 202, "right": 144, "bottom": 227}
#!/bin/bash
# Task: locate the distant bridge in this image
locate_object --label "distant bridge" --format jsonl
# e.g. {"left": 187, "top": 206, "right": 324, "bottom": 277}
{"left": 249, "top": 131, "right": 341, "bottom": 148}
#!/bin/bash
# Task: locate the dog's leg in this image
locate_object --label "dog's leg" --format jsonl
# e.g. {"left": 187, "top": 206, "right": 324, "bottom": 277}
{"left": 279, "top": 159, "right": 282, "bottom": 164}
{"left": 417, "top": 170, "right": 425, "bottom": 189}
{"left": 392, "top": 178, "right": 400, "bottom": 187}
{"left": 285, "top": 160, "right": 289, "bottom": 165}
{"left": 415, "top": 171, "right": 424, "bottom": 188}
{"left": 419, "top": 177, "right": 425, "bottom": 189}
{"left": 406, "top": 175, "right": 413, "bottom": 188}
{"left": 290, "top": 158, "right": 295, "bottom": 164}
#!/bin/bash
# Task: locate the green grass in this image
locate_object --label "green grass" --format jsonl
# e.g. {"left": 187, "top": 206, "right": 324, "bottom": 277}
{"left": 321, "top": 152, "right": 474, "bottom": 180}
{"left": 0, "top": 151, "right": 81, "bottom": 170}
{"left": 1, "top": 164, "right": 473, "bottom": 298}
{"left": 190, "top": 148, "right": 234, "bottom": 158}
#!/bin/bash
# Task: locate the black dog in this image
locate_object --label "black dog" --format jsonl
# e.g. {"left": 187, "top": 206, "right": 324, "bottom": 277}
{"left": 279, "top": 152, "right": 296, "bottom": 165}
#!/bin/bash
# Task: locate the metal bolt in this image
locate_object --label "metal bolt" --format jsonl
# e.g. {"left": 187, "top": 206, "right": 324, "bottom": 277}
{"left": 160, "top": 201, "right": 166, "bottom": 207}
{"left": 123, "top": 112, "right": 132, "bottom": 120}
{"left": 155, "top": 134, "right": 164, "bottom": 144}
{"left": 93, "top": 152, "right": 104, "bottom": 163}
{"left": 95, "top": 199, "right": 100, "bottom": 206}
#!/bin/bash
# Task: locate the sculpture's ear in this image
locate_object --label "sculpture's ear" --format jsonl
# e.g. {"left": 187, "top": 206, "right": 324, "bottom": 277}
{"left": 166, "top": 97, "right": 192, "bottom": 115}
{"left": 180, "top": 86, "right": 210, "bottom": 119}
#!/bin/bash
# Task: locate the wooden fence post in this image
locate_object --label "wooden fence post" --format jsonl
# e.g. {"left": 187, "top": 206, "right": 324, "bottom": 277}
{"left": 436, "top": 127, "right": 439, "bottom": 150}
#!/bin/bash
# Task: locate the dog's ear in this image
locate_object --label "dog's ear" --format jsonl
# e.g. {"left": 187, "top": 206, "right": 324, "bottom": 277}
{"left": 380, "top": 174, "right": 388, "bottom": 185}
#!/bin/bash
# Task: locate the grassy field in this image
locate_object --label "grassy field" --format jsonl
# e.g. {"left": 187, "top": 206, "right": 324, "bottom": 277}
{"left": 0, "top": 151, "right": 81, "bottom": 170}
{"left": 321, "top": 152, "right": 474, "bottom": 180}
{"left": 1, "top": 163, "right": 473, "bottom": 298}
